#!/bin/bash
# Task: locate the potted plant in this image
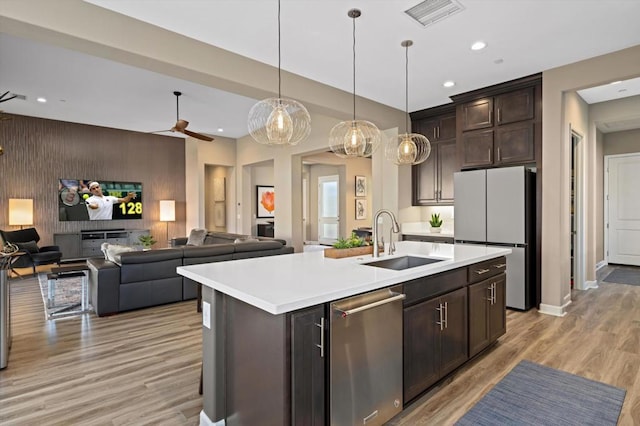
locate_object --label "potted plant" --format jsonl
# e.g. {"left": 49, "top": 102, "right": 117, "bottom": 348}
{"left": 429, "top": 213, "right": 443, "bottom": 233}
{"left": 138, "top": 234, "right": 157, "bottom": 250}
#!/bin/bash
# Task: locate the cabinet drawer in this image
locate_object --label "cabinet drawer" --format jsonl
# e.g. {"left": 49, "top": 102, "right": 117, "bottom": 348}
{"left": 404, "top": 268, "right": 467, "bottom": 306}
{"left": 468, "top": 256, "right": 507, "bottom": 284}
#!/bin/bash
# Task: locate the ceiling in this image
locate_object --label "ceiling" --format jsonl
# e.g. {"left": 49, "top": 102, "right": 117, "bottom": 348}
{"left": 2, "top": 0, "right": 640, "bottom": 139}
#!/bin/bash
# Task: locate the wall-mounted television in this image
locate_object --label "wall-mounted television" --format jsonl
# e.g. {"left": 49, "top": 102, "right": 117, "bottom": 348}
{"left": 58, "top": 179, "right": 143, "bottom": 221}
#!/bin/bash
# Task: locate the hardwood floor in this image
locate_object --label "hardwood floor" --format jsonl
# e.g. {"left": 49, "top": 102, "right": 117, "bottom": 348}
{"left": 0, "top": 273, "right": 202, "bottom": 425}
{"left": 1, "top": 266, "right": 639, "bottom": 425}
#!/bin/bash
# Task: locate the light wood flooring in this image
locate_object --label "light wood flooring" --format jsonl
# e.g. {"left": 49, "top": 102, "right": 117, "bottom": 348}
{"left": 1, "top": 266, "right": 639, "bottom": 425}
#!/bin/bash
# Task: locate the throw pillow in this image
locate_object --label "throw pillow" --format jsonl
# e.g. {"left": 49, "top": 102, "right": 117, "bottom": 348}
{"left": 16, "top": 240, "right": 40, "bottom": 253}
{"left": 187, "top": 228, "right": 207, "bottom": 246}
{"left": 234, "top": 238, "right": 260, "bottom": 243}
{"left": 101, "top": 242, "right": 110, "bottom": 260}
{"left": 105, "top": 244, "right": 136, "bottom": 265}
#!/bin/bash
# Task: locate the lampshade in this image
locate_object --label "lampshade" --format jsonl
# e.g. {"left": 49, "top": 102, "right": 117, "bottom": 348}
{"left": 247, "top": 0, "right": 311, "bottom": 146}
{"left": 385, "top": 40, "right": 431, "bottom": 165}
{"left": 159, "top": 200, "right": 175, "bottom": 222}
{"left": 329, "top": 9, "right": 381, "bottom": 159}
{"left": 9, "top": 198, "right": 33, "bottom": 226}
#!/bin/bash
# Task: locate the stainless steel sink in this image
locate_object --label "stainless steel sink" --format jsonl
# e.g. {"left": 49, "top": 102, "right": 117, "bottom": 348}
{"left": 363, "top": 255, "right": 443, "bottom": 270}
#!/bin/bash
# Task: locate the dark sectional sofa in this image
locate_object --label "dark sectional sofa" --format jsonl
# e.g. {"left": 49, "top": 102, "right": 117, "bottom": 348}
{"left": 87, "top": 232, "right": 293, "bottom": 316}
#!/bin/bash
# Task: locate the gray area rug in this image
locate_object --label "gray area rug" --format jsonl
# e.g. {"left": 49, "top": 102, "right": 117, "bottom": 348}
{"left": 456, "top": 360, "right": 625, "bottom": 426}
{"left": 603, "top": 267, "right": 640, "bottom": 286}
{"left": 37, "top": 273, "right": 91, "bottom": 318}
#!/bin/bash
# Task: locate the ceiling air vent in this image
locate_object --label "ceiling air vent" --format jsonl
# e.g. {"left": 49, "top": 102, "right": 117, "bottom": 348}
{"left": 405, "top": 0, "right": 465, "bottom": 28}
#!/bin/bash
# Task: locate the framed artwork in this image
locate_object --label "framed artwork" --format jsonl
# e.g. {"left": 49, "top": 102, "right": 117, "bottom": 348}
{"left": 355, "top": 176, "right": 366, "bottom": 197}
{"left": 355, "top": 198, "right": 367, "bottom": 220}
{"left": 213, "top": 177, "right": 226, "bottom": 202}
{"left": 257, "top": 185, "right": 275, "bottom": 218}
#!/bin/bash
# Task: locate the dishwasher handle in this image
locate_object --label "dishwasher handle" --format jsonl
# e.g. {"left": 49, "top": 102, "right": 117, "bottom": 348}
{"left": 333, "top": 292, "right": 406, "bottom": 318}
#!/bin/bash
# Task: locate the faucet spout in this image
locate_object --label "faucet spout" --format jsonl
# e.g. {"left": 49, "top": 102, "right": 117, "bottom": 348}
{"left": 372, "top": 209, "right": 400, "bottom": 258}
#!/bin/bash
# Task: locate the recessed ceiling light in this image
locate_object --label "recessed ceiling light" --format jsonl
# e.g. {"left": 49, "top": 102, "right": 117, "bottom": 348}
{"left": 471, "top": 41, "right": 487, "bottom": 51}
{"left": 218, "top": 128, "right": 224, "bottom": 132}
{"left": 443, "top": 81, "right": 455, "bottom": 88}
{"left": 610, "top": 81, "right": 622, "bottom": 85}
{"left": 36, "top": 97, "right": 47, "bottom": 103}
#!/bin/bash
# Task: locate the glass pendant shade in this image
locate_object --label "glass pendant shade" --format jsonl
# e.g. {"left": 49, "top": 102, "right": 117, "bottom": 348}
{"left": 329, "top": 119, "right": 381, "bottom": 158}
{"left": 386, "top": 132, "right": 431, "bottom": 165}
{"left": 387, "top": 39, "right": 431, "bottom": 165}
{"left": 247, "top": 0, "right": 311, "bottom": 146}
{"left": 248, "top": 98, "right": 310, "bottom": 145}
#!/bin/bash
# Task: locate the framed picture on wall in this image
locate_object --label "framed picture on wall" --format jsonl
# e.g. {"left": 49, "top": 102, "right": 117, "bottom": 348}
{"left": 355, "top": 198, "right": 367, "bottom": 220}
{"left": 355, "top": 176, "right": 366, "bottom": 197}
{"left": 257, "top": 185, "right": 275, "bottom": 218}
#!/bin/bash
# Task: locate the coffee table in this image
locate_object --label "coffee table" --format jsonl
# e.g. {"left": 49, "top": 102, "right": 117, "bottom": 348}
{"left": 46, "top": 265, "right": 91, "bottom": 317}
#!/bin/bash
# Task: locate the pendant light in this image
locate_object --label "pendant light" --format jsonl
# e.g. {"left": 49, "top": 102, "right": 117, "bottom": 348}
{"left": 248, "top": 0, "right": 311, "bottom": 146}
{"left": 328, "top": 9, "right": 381, "bottom": 158}
{"left": 385, "top": 40, "right": 431, "bottom": 165}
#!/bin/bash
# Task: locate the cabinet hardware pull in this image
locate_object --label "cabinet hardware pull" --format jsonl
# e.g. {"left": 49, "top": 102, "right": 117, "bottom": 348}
{"left": 315, "top": 317, "right": 325, "bottom": 357}
{"left": 497, "top": 108, "right": 501, "bottom": 123}
{"left": 475, "top": 268, "right": 491, "bottom": 275}
{"left": 486, "top": 286, "right": 493, "bottom": 302}
{"left": 436, "top": 303, "right": 444, "bottom": 331}
{"left": 492, "top": 283, "right": 497, "bottom": 304}
{"left": 333, "top": 292, "right": 406, "bottom": 317}
{"left": 444, "top": 301, "right": 448, "bottom": 329}
{"left": 497, "top": 147, "right": 501, "bottom": 162}
{"left": 494, "top": 263, "right": 507, "bottom": 269}
{"left": 437, "top": 126, "right": 440, "bottom": 139}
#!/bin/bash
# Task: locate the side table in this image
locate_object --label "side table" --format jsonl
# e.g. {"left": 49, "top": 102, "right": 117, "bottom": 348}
{"left": 46, "top": 265, "right": 91, "bottom": 317}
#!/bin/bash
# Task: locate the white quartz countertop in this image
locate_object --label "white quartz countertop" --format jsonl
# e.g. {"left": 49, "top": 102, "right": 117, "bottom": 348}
{"left": 177, "top": 241, "right": 510, "bottom": 315}
{"left": 401, "top": 222, "right": 454, "bottom": 238}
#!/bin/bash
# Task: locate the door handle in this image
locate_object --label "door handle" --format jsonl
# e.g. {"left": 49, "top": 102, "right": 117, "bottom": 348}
{"left": 332, "top": 292, "right": 406, "bottom": 317}
{"left": 493, "top": 263, "right": 507, "bottom": 269}
{"left": 436, "top": 303, "right": 444, "bottom": 331}
{"left": 474, "top": 268, "right": 491, "bottom": 275}
{"left": 314, "top": 317, "right": 325, "bottom": 357}
{"left": 443, "top": 301, "right": 448, "bottom": 329}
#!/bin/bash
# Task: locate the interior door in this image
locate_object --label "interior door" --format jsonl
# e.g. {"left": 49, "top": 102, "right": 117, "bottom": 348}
{"left": 607, "top": 154, "right": 640, "bottom": 265}
{"left": 318, "top": 175, "right": 339, "bottom": 245}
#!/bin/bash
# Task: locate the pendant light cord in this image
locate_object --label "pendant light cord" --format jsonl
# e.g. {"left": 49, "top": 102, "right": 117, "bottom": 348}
{"left": 405, "top": 44, "right": 409, "bottom": 134}
{"left": 277, "top": 0, "right": 282, "bottom": 99}
{"left": 352, "top": 13, "right": 356, "bottom": 121}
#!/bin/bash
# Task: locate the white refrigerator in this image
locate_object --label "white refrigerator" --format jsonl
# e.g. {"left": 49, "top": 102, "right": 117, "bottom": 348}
{"left": 454, "top": 166, "right": 536, "bottom": 310}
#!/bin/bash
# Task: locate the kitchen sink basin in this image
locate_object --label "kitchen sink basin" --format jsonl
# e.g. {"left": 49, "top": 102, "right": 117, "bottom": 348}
{"left": 363, "top": 255, "right": 443, "bottom": 271}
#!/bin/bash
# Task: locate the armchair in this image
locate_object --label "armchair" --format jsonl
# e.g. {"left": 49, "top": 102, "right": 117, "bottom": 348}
{"left": 0, "top": 228, "right": 62, "bottom": 275}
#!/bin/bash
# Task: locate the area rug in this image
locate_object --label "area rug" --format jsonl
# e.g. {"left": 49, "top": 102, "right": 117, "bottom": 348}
{"left": 456, "top": 360, "right": 625, "bottom": 426}
{"left": 37, "top": 273, "right": 92, "bottom": 318}
{"left": 603, "top": 267, "right": 640, "bottom": 286}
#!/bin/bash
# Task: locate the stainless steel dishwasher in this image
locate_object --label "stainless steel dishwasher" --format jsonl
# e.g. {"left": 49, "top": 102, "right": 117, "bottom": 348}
{"left": 330, "top": 285, "right": 405, "bottom": 426}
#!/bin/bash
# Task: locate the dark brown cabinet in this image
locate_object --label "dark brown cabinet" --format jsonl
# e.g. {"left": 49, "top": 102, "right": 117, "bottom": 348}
{"left": 411, "top": 111, "right": 457, "bottom": 206}
{"left": 403, "top": 286, "right": 468, "bottom": 403}
{"left": 291, "top": 305, "right": 326, "bottom": 425}
{"left": 257, "top": 223, "right": 274, "bottom": 238}
{"left": 455, "top": 77, "right": 540, "bottom": 170}
{"left": 468, "top": 274, "right": 506, "bottom": 358}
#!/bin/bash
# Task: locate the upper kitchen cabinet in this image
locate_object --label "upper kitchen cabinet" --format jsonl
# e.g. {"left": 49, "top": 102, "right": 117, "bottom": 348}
{"left": 410, "top": 106, "right": 458, "bottom": 206}
{"left": 453, "top": 74, "right": 541, "bottom": 170}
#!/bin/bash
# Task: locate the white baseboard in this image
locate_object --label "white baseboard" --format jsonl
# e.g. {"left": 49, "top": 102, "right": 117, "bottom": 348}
{"left": 596, "top": 260, "right": 607, "bottom": 270}
{"left": 584, "top": 280, "right": 599, "bottom": 289}
{"left": 538, "top": 300, "right": 571, "bottom": 317}
{"left": 200, "top": 410, "right": 224, "bottom": 426}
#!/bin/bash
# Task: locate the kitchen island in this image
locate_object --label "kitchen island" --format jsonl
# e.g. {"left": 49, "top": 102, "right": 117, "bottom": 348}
{"left": 178, "top": 241, "right": 511, "bottom": 426}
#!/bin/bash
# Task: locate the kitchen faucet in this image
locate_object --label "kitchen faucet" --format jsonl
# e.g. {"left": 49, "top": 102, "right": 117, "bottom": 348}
{"left": 372, "top": 209, "right": 400, "bottom": 258}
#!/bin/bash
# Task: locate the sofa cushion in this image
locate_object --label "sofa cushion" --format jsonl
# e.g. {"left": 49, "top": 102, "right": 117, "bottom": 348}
{"left": 182, "top": 244, "right": 235, "bottom": 258}
{"left": 233, "top": 240, "right": 282, "bottom": 253}
{"left": 234, "top": 237, "right": 259, "bottom": 243}
{"left": 119, "top": 248, "right": 183, "bottom": 264}
{"left": 187, "top": 228, "right": 207, "bottom": 246}
{"left": 16, "top": 240, "right": 39, "bottom": 253}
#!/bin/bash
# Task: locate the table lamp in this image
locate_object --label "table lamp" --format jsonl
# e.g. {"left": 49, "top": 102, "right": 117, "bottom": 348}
{"left": 9, "top": 199, "right": 33, "bottom": 229}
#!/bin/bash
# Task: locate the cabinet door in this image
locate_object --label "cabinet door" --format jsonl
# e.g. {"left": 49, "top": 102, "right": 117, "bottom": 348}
{"left": 403, "top": 298, "right": 441, "bottom": 403}
{"left": 291, "top": 306, "right": 325, "bottom": 426}
{"left": 495, "top": 87, "right": 534, "bottom": 125}
{"left": 468, "top": 280, "right": 490, "bottom": 358}
{"left": 416, "top": 118, "right": 439, "bottom": 141}
{"left": 412, "top": 147, "right": 437, "bottom": 205}
{"left": 495, "top": 122, "right": 535, "bottom": 165}
{"left": 488, "top": 274, "right": 507, "bottom": 342}
{"left": 439, "top": 287, "right": 468, "bottom": 377}
{"left": 438, "top": 141, "right": 457, "bottom": 203}
{"left": 438, "top": 114, "right": 457, "bottom": 140}
{"left": 461, "top": 129, "right": 494, "bottom": 169}
{"left": 461, "top": 98, "right": 493, "bottom": 131}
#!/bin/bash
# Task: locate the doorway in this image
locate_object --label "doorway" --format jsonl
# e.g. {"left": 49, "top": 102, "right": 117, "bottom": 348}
{"left": 605, "top": 153, "right": 640, "bottom": 266}
{"left": 318, "top": 175, "right": 339, "bottom": 245}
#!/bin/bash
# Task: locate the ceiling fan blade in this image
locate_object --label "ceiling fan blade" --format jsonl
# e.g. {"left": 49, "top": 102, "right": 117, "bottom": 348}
{"left": 182, "top": 128, "right": 214, "bottom": 142}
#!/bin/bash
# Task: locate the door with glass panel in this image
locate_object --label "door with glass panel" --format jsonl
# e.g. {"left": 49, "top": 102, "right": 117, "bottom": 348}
{"left": 318, "top": 175, "right": 339, "bottom": 245}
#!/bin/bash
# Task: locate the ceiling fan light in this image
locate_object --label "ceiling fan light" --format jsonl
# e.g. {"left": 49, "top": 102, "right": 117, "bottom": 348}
{"left": 248, "top": 97, "right": 311, "bottom": 146}
{"left": 329, "top": 120, "right": 380, "bottom": 158}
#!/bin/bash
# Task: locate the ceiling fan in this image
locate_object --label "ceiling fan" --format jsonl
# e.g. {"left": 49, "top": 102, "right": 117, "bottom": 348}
{"left": 154, "top": 91, "right": 214, "bottom": 142}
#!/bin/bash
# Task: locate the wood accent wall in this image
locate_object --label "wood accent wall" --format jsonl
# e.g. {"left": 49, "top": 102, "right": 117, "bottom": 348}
{"left": 0, "top": 114, "right": 186, "bottom": 246}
